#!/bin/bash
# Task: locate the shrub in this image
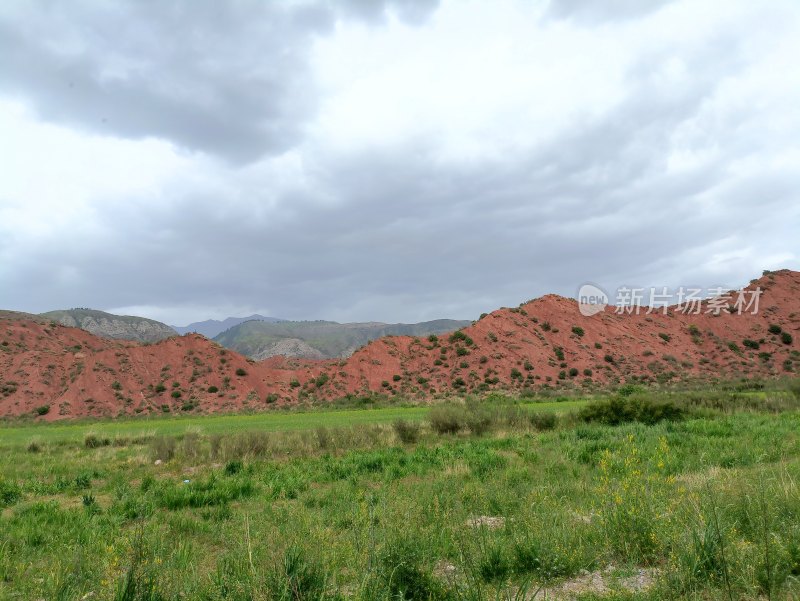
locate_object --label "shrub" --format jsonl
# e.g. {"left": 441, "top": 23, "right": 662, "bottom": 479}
{"left": 510, "top": 368, "right": 522, "bottom": 380}
{"left": 377, "top": 538, "right": 448, "bottom": 601}
{"left": 154, "top": 383, "right": 166, "bottom": 394}
{"left": 583, "top": 369, "right": 593, "bottom": 376}
{"left": 207, "top": 385, "right": 218, "bottom": 393}
{"left": 464, "top": 408, "right": 493, "bottom": 436}
{"left": 429, "top": 406, "right": 463, "bottom": 434}
{"left": 658, "top": 332, "right": 671, "bottom": 342}
{"left": 273, "top": 546, "right": 327, "bottom": 600}
{"left": 479, "top": 544, "right": 511, "bottom": 582}
{"left": 0, "top": 478, "right": 21, "bottom": 507}
{"left": 224, "top": 460, "right": 243, "bottom": 476}
{"left": 579, "top": 396, "right": 685, "bottom": 425}
{"left": 224, "top": 431, "right": 270, "bottom": 459}
{"left": 315, "top": 373, "right": 329, "bottom": 388}
{"left": 568, "top": 367, "right": 579, "bottom": 377}
{"left": 235, "top": 368, "right": 247, "bottom": 376}
{"left": 604, "top": 354, "right": 615, "bottom": 364}
{"left": 150, "top": 436, "right": 176, "bottom": 462}
{"left": 554, "top": 347, "right": 565, "bottom": 361}
{"left": 617, "top": 383, "right": 644, "bottom": 397}
{"left": 393, "top": 419, "right": 421, "bottom": 444}
{"left": 449, "top": 330, "right": 473, "bottom": 346}
{"left": 594, "top": 342, "right": 603, "bottom": 349}
{"left": 265, "top": 393, "right": 279, "bottom": 403}
{"left": 541, "top": 321, "right": 552, "bottom": 332}
{"left": 289, "top": 379, "right": 300, "bottom": 388}
{"left": 782, "top": 332, "right": 793, "bottom": 345}
{"left": 571, "top": 326, "right": 585, "bottom": 337}
{"left": 529, "top": 412, "right": 557, "bottom": 431}
{"left": 743, "top": 339, "right": 760, "bottom": 350}
{"left": 27, "top": 440, "right": 41, "bottom": 453}
{"left": 171, "top": 390, "right": 182, "bottom": 399}
{"left": 392, "top": 374, "right": 402, "bottom": 382}
{"left": 34, "top": 404, "right": 50, "bottom": 416}
{"left": 111, "top": 380, "right": 122, "bottom": 390}
{"left": 315, "top": 426, "right": 331, "bottom": 449}
{"left": 769, "top": 324, "right": 782, "bottom": 335}
{"left": 84, "top": 434, "right": 110, "bottom": 449}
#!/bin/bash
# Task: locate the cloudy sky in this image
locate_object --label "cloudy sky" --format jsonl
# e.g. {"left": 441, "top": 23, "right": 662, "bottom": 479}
{"left": 0, "top": 0, "right": 798, "bottom": 326}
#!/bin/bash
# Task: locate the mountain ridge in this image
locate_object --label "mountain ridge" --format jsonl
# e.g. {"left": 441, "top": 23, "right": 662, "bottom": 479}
{"left": 213, "top": 318, "right": 473, "bottom": 360}
{"left": 172, "top": 314, "right": 285, "bottom": 338}
{"left": 2, "top": 269, "right": 797, "bottom": 420}
{"left": 39, "top": 308, "right": 177, "bottom": 343}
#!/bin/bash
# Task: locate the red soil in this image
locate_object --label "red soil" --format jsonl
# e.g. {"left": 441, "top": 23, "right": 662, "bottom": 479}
{"left": 1, "top": 270, "right": 798, "bottom": 420}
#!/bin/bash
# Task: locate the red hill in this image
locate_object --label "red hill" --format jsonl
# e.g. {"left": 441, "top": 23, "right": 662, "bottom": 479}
{"left": 1, "top": 270, "right": 798, "bottom": 419}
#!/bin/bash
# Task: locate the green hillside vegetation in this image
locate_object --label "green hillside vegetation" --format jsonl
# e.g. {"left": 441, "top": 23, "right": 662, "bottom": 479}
{"left": 213, "top": 318, "right": 471, "bottom": 359}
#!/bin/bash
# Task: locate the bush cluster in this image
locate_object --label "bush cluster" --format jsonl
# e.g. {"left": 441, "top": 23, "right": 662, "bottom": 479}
{"left": 579, "top": 396, "right": 685, "bottom": 425}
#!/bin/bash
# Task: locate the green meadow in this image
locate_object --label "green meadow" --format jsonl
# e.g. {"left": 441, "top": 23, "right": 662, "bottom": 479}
{"left": 2, "top": 388, "right": 800, "bottom": 600}
{"left": 0, "top": 399, "right": 584, "bottom": 448}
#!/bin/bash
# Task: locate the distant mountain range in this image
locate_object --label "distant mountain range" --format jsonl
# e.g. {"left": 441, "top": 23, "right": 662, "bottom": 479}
{"left": 40, "top": 308, "right": 177, "bottom": 343}
{"left": 171, "top": 314, "right": 285, "bottom": 338}
{"left": 34, "top": 309, "right": 470, "bottom": 359}
{"left": 212, "top": 319, "right": 473, "bottom": 360}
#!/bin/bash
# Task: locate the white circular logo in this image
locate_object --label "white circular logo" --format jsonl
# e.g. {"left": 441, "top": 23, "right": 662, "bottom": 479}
{"left": 577, "top": 283, "right": 608, "bottom": 317}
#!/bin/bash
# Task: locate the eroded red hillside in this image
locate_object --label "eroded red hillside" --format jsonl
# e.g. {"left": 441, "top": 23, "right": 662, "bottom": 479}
{"left": 1, "top": 270, "right": 798, "bottom": 419}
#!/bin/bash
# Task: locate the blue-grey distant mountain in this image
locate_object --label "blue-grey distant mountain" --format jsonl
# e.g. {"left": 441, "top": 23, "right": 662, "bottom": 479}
{"left": 172, "top": 314, "right": 285, "bottom": 338}
{"left": 213, "top": 319, "right": 472, "bottom": 360}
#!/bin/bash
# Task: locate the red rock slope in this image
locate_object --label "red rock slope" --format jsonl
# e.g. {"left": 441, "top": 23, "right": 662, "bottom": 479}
{"left": 1, "top": 270, "right": 798, "bottom": 419}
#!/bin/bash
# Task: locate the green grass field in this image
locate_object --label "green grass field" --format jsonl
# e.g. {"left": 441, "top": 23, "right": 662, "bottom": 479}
{"left": 2, "top": 390, "right": 800, "bottom": 600}
{"left": 0, "top": 399, "right": 585, "bottom": 448}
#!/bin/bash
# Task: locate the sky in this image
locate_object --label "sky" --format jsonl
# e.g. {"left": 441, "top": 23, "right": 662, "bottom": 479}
{"left": 0, "top": 0, "right": 798, "bottom": 327}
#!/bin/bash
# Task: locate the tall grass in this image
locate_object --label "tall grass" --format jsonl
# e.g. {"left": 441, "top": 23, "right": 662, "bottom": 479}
{"left": 2, "top": 386, "right": 800, "bottom": 599}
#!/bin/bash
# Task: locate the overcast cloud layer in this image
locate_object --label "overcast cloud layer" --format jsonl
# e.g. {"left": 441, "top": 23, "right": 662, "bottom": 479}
{"left": 1, "top": 0, "right": 798, "bottom": 326}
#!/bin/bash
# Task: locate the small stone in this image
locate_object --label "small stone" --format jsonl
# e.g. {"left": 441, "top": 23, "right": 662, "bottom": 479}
{"left": 465, "top": 515, "right": 505, "bottom": 529}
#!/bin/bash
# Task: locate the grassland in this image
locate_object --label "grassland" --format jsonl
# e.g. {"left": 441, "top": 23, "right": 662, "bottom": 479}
{"left": 0, "top": 400, "right": 584, "bottom": 448}
{"left": 2, "top": 387, "right": 800, "bottom": 600}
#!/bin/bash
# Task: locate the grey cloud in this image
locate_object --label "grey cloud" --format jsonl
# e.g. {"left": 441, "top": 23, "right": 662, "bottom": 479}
{"left": 545, "top": 0, "right": 675, "bottom": 23}
{"left": 0, "top": 0, "right": 797, "bottom": 324}
{"left": 0, "top": 0, "right": 438, "bottom": 163}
